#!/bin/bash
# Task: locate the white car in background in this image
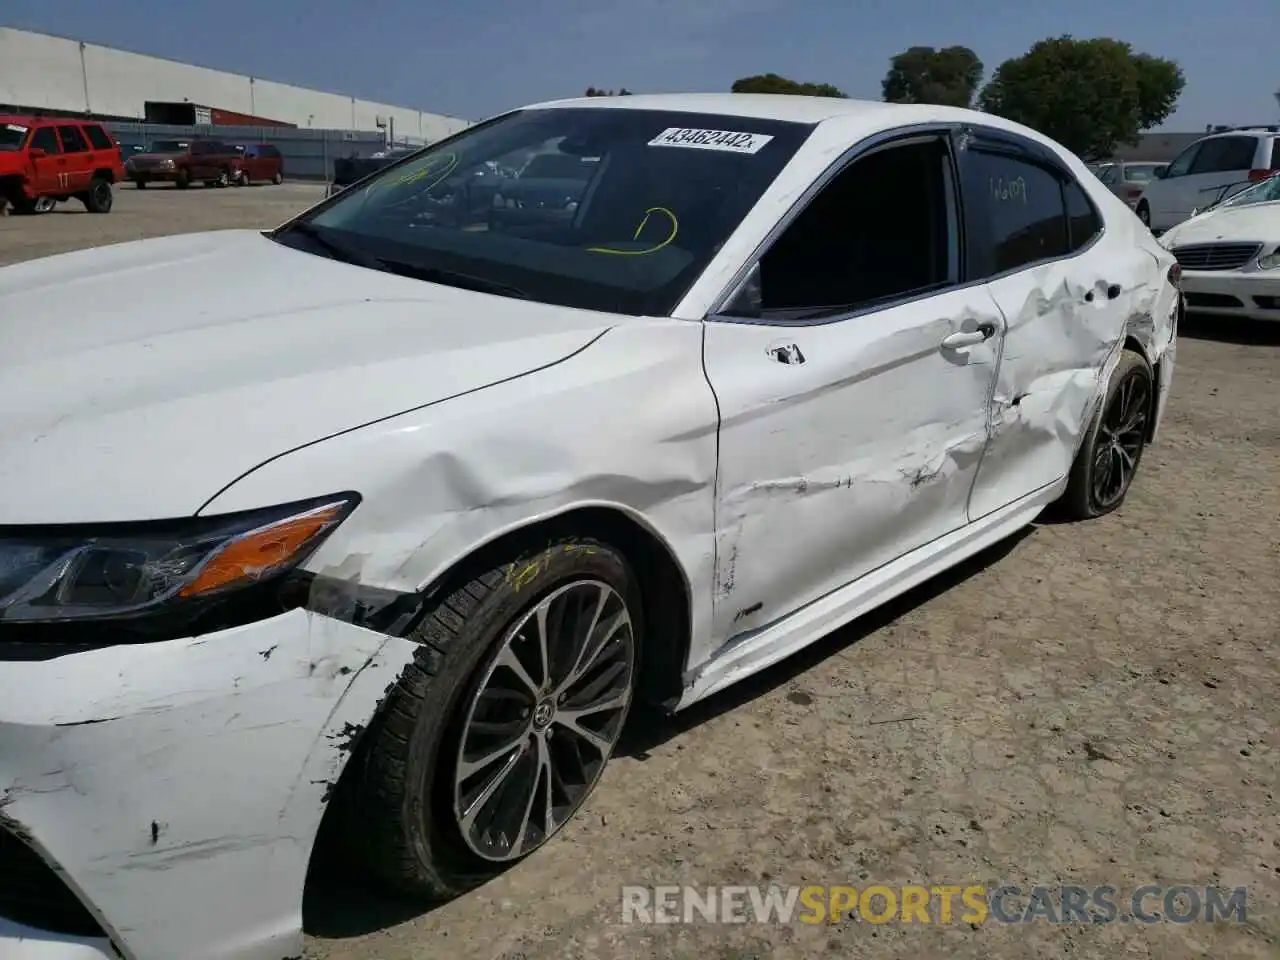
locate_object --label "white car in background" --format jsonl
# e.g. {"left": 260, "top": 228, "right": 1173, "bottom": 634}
{"left": 1159, "top": 173, "right": 1280, "bottom": 321}
{"left": 0, "top": 93, "right": 1179, "bottom": 960}
{"left": 1135, "top": 126, "right": 1280, "bottom": 233}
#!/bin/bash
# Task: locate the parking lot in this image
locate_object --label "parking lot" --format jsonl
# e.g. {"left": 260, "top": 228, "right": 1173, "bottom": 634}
{"left": 1, "top": 184, "right": 1277, "bottom": 960}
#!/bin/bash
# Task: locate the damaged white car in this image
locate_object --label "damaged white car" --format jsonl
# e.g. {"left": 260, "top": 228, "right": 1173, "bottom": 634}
{"left": 0, "top": 93, "right": 1180, "bottom": 960}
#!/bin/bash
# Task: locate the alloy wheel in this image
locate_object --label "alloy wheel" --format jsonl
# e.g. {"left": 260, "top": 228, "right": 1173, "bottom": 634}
{"left": 1092, "top": 368, "right": 1150, "bottom": 509}
{"left": 452, "top": 579, "right": 635, "bottom": 862}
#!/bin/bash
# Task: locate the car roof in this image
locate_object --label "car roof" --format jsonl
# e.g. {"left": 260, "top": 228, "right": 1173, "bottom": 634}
{"left": 523, "top": 93, "right": 912, "bottom": 125}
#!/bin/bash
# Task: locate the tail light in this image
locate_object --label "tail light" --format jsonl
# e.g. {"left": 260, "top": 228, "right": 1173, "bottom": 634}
{"left": 1168, "top": 263, "right": 1182, "bottom": 288}
{"left": 1247, "top": 169, "right": 1277, "bottom": 182}
{"left": 1126, "top": 187, "right": 1143, "bottom": 200}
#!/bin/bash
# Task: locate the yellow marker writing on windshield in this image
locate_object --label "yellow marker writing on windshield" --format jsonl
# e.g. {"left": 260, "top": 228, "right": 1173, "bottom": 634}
{"left": 587, "top": 206, "right": 678, "bottom": 255}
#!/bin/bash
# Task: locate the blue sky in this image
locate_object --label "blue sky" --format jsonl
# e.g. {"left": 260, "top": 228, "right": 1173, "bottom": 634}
{"left": 5, "top": 0, "right": 1277, "bottom": 129}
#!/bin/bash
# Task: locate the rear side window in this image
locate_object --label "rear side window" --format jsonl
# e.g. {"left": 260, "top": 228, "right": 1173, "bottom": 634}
{"left": 30, "top": 126, "right": 60, "bottom": 154}
{"left": 1064, "top": 180, "right": 1102, "bottom": 251}
{"left": 57, "top": 125, "right": 88, "bottom": 153}
{"left": 84, "top": 125, "right": 113, "bottom": 150}
{"left": 968, "top": 149, "right": 1069, "bottom": 273}
{"left": 264, "top": 145, "right": 281, "bottom": 158}
{"left": 1189, "top": 136, "right": 1258, "bottom": 174}
{"left": 1271, "top": 138, "right": 1280, "bottom": 170}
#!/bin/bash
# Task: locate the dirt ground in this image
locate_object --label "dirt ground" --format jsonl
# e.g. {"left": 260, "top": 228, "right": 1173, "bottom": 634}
{"left": 2, "top": 185, "right": 1277, "bottom": 960}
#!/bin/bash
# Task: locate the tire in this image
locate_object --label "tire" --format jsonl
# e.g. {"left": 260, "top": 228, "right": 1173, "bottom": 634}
{"left": 272, "top": 171, "right": 283, "bottom": 185}
{"left": 134, "top": 178, "right": 147, "bottom": 189}
{"left": 214, "top": 169, "right": 230, "bottom": 188}
{"left": 1136, "top": 201, "right": 1151, "bottom": 228}
{"left": 235, "top": 169, "right": 250, "bottom": 186}
{"left": 1057, "top": 348, "right": 1153, "bottom": 520}
{"left": 7, "top": 195, "right": 36, "bottom": 215}
{"left": 175, "top": 170, "right": 190, "bottom": 189}
{"left": 84, "top": 178, "right": 113, "bottom": 213}
{"left": 345, "top": 537, "right": 641, "bottom": 899}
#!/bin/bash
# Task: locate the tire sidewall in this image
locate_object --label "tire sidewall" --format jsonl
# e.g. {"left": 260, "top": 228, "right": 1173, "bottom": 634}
{"left": 400, "top": 540, "right": 638, "bottom": 887}
{"left": 1074, "top": 350, "right": 1152, "bottom": 516}
{"left": 89, "top": 180, "right": 112, "bottom": 213}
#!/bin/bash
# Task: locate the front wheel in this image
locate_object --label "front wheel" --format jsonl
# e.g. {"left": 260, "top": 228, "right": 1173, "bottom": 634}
{"left": 1057, "top": 349, "right": 1153, "bottom": 520}
{"left": 345, "top": 538, "right": 640, "bottom": 899}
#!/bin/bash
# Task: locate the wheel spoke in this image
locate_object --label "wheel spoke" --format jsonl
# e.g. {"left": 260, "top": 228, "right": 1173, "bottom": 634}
{"left": 534, "top": 601, "right": 553, "bottom": 689}
{"left": 459, "top": 740, "right": 527, "bottom": 833}
{"left": 458, "top": 731, "right": 528, "bottom": 782}
{"left": 510, "top": 737, "right": 549, "bottom": 857}
{"left": 494, "top": 644, "right": 540, "bottom": 696}
{"left": 553, "top": 712, "right": 613, "bottom": 754}
{"left": 562, "top": 609, "right": 629, "bottom": 691}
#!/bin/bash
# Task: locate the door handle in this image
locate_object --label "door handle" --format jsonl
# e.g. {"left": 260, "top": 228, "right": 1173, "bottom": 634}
{"left": 1107, "top": 283, "right": 1122, "bottom": 300}
{"left": 768, "top": 342, "right": 806, "bottom": 365}
{"left": 940, "top": 322, "right": 996, "bottom": 350}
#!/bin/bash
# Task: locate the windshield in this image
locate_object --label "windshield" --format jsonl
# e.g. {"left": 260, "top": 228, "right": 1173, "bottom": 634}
{"left": 1219, "top": 174, "right": 1280, "bottom": 209}
{"left": 148, "top": 140, "right": 189, "bottom": 153}
{"left": 281, "top": 107, "right": 812, "bottom": 316}
{"left": 0, "top": 123, "right": 29, "bottom": 151}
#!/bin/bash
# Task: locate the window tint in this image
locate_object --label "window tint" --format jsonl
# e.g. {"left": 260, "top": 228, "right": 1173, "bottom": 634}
{"left": 970, "top": 150, "right": 1068, "bottom": 273}
{"left": 191, "top": 141, "right": 226, "bottom": 155}
{"left": 57, "top": 125, "right": 88, "bottom": 153}
{"left": 1064, "top": 180, "right": 1101, "bottom": 251}
{"left": 1189, "top": 136, "right": 1257, "bottom": 174}
{"left": 1164, "top": 144, "right": 1199, "bottom": 178}
{"left": 742, "top": 137, "right": 957, "bottom": 318}
{"left": 1270, "top": 138, "right": 1280, "bottom": 170}
{"left": 30, "top": 126, "right": 60, "bottom": 154}
{"left": 84, "top": 125, "right": 113, "bottom": 150}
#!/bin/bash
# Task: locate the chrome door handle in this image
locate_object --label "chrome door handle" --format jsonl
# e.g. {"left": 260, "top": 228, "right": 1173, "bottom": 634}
{"left": 940, "top": 322, "right": 996, "bottom": 349}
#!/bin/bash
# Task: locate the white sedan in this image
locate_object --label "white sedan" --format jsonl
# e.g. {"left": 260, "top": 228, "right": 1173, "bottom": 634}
{"left": 1159, "top": 173, "right": 1280, "bottom": 321}
{"left": 0, "top": 93, "right": 1179, "bottom": 960}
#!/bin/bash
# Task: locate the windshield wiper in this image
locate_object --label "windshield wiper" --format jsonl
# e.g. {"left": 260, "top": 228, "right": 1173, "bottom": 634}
{"left": 377, "top": 261, "right": 529, "bottom": 300}
{"left": 279, "top": 221, "right": 387, "bottom": 271}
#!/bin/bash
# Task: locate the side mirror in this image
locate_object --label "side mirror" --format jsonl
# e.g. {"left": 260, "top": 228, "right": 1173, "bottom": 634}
{"left": 27, "top": 147, "right": 46, "bottom": 159}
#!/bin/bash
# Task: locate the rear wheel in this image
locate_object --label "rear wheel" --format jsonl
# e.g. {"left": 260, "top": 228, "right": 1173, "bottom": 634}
{"left": 134, "top": 178, "right": 147, "bottom": 189}
{"left": 84, "top": 178, "right": 113, "bottom": 213}
{"left": 272, "top": 171, "right": 283, "bottom": 185}
{"left": 345, "top": 538, "right": 639, "bottom": 899}
{"left": 1136, "top": 201, "right": 1151, "bottom": 228}
{"left": 1057, "top": 349, "right": 1153, "bottom": 520}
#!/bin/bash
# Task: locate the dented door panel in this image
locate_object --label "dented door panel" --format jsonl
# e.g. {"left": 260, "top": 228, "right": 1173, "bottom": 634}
{"left": 701, "top": 285, "right": 1003, "bottom": 641}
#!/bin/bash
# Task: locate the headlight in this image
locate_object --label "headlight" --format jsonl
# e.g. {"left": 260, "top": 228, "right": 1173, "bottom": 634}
{"left": 0, "top": 494, "right": 358, "bottom": 624}
{"left": 1257, "top": 250, "right": 1280, "bottom": 270}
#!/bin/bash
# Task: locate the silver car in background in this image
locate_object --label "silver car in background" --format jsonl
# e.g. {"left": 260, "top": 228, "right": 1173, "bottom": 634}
{"left": 1095, "top": 161, "right": 1168, "bottom": 210}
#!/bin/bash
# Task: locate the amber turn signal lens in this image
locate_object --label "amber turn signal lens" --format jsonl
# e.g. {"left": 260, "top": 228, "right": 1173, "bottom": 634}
{"left": 178, "top": 502, "right": 348, "bottom": 598}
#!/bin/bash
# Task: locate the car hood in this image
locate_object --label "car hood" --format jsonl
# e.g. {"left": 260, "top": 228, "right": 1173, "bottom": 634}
{"left": 0, "top": 230, "right": 618, "bottom": 523}
{"left": 1162, "top": 203, "right": 1280, "bottom": 248}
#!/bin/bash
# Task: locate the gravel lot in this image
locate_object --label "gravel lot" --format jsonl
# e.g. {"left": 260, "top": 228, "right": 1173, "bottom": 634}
{"left": 2, "top": 184, "right": 1277, "bottom": 960}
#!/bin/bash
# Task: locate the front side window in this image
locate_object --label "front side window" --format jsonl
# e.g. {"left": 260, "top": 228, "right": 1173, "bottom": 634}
{"left": 57, "top": 125, "right": 88, "bottom": 153}
{"left": 731, "top": 135, "right": 958, "bottom": 320}
{"left": 29, "top": 127, "right": 60, "bottom": 154}
{"left": 1164, "top": 144, "right": 1199, "bottom": 179}
{"left": 969, "top": 149, "right": 1069, "bottom": 273}
{"left": 283, "top": 107, "right": 812, "bottom": 316}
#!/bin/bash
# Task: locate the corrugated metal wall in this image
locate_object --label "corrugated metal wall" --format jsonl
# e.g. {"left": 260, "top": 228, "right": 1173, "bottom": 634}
{"left": 106, "top": 122, "right": 397, "bottom": 182}
{"left": 0, "top": 27, "right": 473, "bottom": 141}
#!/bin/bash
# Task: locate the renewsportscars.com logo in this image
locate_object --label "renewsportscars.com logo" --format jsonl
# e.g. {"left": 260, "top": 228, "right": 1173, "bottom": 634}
{"left": 620, "top": 884, "right": 1249, "bottom": 925}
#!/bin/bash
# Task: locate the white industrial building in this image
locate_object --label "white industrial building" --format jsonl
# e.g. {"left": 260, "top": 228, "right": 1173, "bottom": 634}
{"left": 0, "top": 26, "right": 471, "bottom": 142}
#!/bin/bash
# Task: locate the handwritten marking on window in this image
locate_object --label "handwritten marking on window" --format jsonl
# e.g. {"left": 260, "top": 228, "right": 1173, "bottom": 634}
{"left": 990, "top": 175, "right": 1027, "bottom": 205}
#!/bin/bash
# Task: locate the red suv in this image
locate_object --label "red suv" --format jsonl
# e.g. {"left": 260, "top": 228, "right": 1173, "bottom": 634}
{"left": 0, "top": 115, "right": 125, "bottom": 214}
{"left": 232, "top": 143, "right": 285, "bottom": 185}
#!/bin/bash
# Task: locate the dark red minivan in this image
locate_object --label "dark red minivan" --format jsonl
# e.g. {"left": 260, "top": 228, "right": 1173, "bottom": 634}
{"left": 233, "top": 143, "right": 284, "bottom": 186}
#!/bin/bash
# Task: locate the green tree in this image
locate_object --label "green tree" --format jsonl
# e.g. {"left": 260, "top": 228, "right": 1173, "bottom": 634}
{"left": 584, "top": 87, "right": 633, "bottom": 97}
{"left": 731, "top": 73, "right": 847, "bottom": 98}
{"left": 882, "top": 46, "right": 983, "bottom": 107}
{"left": 978, "top": 37, "right": 1185, "bottom": 160}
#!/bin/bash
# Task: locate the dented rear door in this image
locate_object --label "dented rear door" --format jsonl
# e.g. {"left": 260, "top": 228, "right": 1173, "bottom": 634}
{"left": 957, "top": 128, "right": 1144, "bottom": 520}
